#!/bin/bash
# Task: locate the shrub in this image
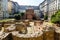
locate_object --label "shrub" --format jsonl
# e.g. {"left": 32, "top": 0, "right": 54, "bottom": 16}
{"left": 20, "top": 13, "right": 24, "bottom": 16}
{"left": 44, "top": 15, "right": 48, "bottom": 20}
{"left": 51, "top": 10, "right": 60, "bottom": 24}
{"left": 14, "top": 14, "right": 21, "bottom": 20}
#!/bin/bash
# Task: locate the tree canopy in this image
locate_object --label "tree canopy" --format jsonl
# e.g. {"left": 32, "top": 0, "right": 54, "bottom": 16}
{"left": 51, "top": 10, "right": 60, "bottom": 24}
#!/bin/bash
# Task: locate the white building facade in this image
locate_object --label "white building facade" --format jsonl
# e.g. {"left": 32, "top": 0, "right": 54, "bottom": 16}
{"left": 0, "top": 0, "right": 3, "bottom": 19}
{"left": 39, "top": 0, "right": 48, "bottom": 15}
{"left": 7, "top": 1, "right": 20, "bottom": 18}
{"left": 9, "top": 1, "right": 19, "bottom": 14}
{"left": 14, "top": 2, "right": 19, "bottom": 13}
{"left": 0, "top": 0, "right": 9, "bottom": 19}
{"left": 39, "top": 0, "right": 60, "bottom": 20}
{"left": 8, "top": 1, "right": 13, "bottom": 14}
{"left": 34, "top": 10, "right": 40, "bottom": 18}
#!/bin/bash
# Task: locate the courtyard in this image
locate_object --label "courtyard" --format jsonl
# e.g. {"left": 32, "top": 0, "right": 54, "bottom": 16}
{"left": 0, "top": 0, "right": 60, "bottom": 40}
{"left": 0, "top": 19, "right": 60, "bottom": 40}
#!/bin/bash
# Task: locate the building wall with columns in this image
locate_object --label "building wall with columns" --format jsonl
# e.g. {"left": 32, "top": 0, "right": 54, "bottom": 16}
{"left": 48, "top": 0, "right": 59, "bottom": 20}
{"left": 0, "top": 0, "right": 3, "bottom": 19}
{"left": 39, "top": 0, "right": 60, "bottom": 20}
{"left": 0, "top": 0, "right": 9, "bottom": 19}
{"left": 39, "top": 0, "right": 48, "bottom": 16}
{"left": 8, "top": 1, "right": 13, "bottom": 14}
{"left": 48, "top": 0, "right": 58, "bottom": 20}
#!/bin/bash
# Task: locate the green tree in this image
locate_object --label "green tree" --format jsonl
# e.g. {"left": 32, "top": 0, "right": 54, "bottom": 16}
{"left": 44, "top": 14, "right": 48, "bottom": 20}
{"left": 51, "top": 10, "right": 60, "bottom": 24}
{"left": 14, "top": 14, "right": 21, "bottom": 20}
{"left": 20, "top": 12, "right": 25, "bottom": 19}
{"left": 20, "top": 12, "right": 24, "bottom": 16}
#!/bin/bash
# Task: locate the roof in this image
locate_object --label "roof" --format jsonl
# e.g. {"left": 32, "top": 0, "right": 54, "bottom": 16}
{"left": 19, "top": 5, "right": 39, "bottom": 10}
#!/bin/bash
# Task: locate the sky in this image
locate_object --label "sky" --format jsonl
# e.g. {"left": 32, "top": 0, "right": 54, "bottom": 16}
{"left": 12, "top": 0, "right": 44, "bottom": 6}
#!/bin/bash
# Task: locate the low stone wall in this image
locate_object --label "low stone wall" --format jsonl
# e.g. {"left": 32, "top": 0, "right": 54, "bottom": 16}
{"left": 43, "top": 30, "right": 54, "bottom": 40}
{"left": 0, "top": 20, "right": 60, "bottom": 40}
{"left": 12, "top": 35, "right": 43, "bottom": 40}
{"left": 54, "top": 32, "right": 60, "bottom": 40}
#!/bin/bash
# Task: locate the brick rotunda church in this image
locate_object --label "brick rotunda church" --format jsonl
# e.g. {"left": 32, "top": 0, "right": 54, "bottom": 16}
{"left": 19, "top": 5, "right": 40, "bottom": 20}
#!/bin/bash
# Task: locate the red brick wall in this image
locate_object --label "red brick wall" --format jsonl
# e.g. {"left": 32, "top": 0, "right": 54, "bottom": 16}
{"left": 26, "top": 9, "right": 34, "bottom": 19}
